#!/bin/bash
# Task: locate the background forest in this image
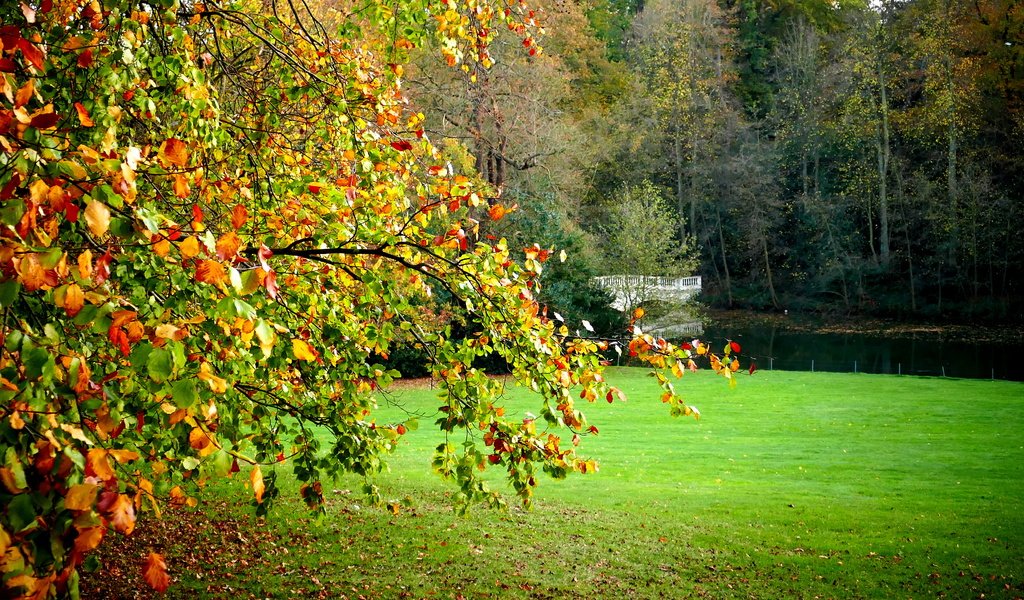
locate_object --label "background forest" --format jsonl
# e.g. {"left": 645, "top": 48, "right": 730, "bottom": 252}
{"left": 409, "top": 0, "right": 1024, "bottom": 323}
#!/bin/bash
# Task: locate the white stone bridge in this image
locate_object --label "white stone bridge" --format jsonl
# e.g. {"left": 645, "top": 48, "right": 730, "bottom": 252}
{"left": 593, "top": 275, "right": 703, "bottom": 312}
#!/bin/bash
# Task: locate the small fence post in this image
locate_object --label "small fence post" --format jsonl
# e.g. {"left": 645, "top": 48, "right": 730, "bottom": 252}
{"left": 898, "top": 363, "right": 902, "bottom": 376}
{"left": 854, "top": 360, "right": 857, "bottom": 373}
{"left": 811, "top": 359, "right": 815, "bottom": 372}
{"left": 769, "top": 357, "right": 773, "bottom": 370}
{"left": 941, "top": 366, "right": 946, "bottom": 377}
{"left": 992, "top": 368, "right": 995, "bottom": 380}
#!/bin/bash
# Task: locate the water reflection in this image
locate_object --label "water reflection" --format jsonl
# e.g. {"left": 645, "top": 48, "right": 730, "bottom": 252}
{"left": 694, "top": 323, "right": 1024, "bottom": 381}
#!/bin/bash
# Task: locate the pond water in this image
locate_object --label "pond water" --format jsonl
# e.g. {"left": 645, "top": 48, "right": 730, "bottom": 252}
{"left": 696, "top": 322, "right": 1024, "bottom": 382}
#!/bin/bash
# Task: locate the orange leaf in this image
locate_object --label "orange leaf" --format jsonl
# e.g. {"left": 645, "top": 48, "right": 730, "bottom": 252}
{"left": 195, "top": 260, "right": 227, "bottom": 285}
{"left": 86, "top": 449, "right": 114, "bottom": 481}
{"left": 73, "top": 526, "right": 105, "bottom": 554}
{"left": 74, "top": 102, "right": 94, "bottom": 127}
{"left": 179, "top": 236, "right": 200, "bottom": 259}
{"left": 250, "top": 464, "right": 265, "bottom": 503}
{"left": 16, "top": 253, "right": 57, "bottom": 291}
{"left": 230, "top": 204, "right": 247, "bottom": 229}
{"left": 487, "top": 204, "right": 505, "bottom": 221}
{"left": 215, "top": 231, "right": 241, "bottom": 260}
{"left": 63, "top": 283, "right": 84, "bottom": 317}
{"left": 142, "top": 552, "right": 171, "bottom": 593}
{"left": 77, "top": 249, "right": 92, "bottom": 280}
{"left": 172, "top": 172, "right": 190, "bottom": 198}
{"left": 14, "top": 79, "right": 33, "bottom": 108}
{"left": 291, "top": 338, "right": 318, "bottom": 361}
{"left": 106, "top": 493, "right": 136, "bottom": 534}
{"left": 159, "top": 138, "right": 189, "bottom": 167}
{"left": 153, "top": 238, "right": 171, "bottom": 257}
{"left": 64, "top": 483, "right": 99, "bottom": 511}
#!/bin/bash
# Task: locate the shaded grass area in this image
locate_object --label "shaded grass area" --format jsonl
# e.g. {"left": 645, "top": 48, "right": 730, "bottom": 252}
{"left": 82, "top": 369, "right": 1024, "bottom": 598}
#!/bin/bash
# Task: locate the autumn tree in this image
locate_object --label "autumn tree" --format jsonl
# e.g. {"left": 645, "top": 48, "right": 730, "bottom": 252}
{"left": 0, "top": 0, "right": 737, "bottom": 597}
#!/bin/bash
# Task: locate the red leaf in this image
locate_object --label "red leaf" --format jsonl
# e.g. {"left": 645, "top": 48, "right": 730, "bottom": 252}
{"left": 77, "top": 49, "right": 94, "bottom": 68}
{"left": 17, "top": 38, "right": 45, "bottom": 71}
{"left": 0, "top": 57, "right": 17, "bottom": 72}
{"left": 30, "top": 111, "right": 60, "bottom": 130}
{"left": 264, "top": 269, "right": 279, "bottom": 299}
{"left": 730, "top": 341, "right": 742, "bottom": 354}
{"left": 390, "top": 140, "right": 413, "bottom": 152}
{"left": 94, "top": 250, "right": 113, "bottom": 284}
{"left": 191, "top": 204, "right": 203, "bottom": 225}
{"left": 258, "top": 244, "right": 273, "bottom": 271}
{"left": 65, "top": 202, "right": 80, "bottom": 223}
{"left": 0, "top": 26, "right": 21, "bottom": 51}
{"left": 142, "top": 552, "right": 171, "bottom": 593}
{"left": 229, "top": 458, "right": 240, "bottom": 473}
{"left": 749, "top": 362, "right": 757, "bottom": 375}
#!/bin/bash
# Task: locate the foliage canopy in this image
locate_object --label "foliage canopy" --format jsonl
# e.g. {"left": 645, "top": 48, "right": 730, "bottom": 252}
{"left": 0, "top": 0, "right": 737, "bottom": 596}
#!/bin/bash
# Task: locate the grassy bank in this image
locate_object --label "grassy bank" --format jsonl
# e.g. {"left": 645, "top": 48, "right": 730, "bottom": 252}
{"left": 82, "top": 369, "right": 1024, "bottom": 599}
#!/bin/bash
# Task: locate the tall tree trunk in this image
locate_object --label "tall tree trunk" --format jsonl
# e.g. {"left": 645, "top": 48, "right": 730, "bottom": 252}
{"left": 716, "top": 205, "right": 732, "bottom": 307}
{"left": 877, "top": 58, "right": 891, "bottom": 266}
{"left": 674, "top": 113, "right": 687, "bottom": 241}
{"left": 762, "top": 238, "right": 779, "bottom": 309}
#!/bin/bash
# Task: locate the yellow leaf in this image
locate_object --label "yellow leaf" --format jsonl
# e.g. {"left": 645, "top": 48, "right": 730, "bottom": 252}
{"left": 291, "top": 338, "right": 317, "bottom": 361}
{"left": 198, "top": 362, "right": 228, "bottom": 393}
{"left": 64, "top": 483, "right": 99, "bottom": 511}
{"left": 84, "top": 200, "right": 110, "bottom": 238}
{"left": 251, "top": 464, "right": 265, "bottom": 503}
{"left": 136, "top": 476, "right": 160, "bottom": 517}
{"left": 179, "top": 236, "right": 200, "bottom": 259}
{"left": 107, "top": 449, "right": 140, "bottom": 464}
{"left": 189, "top": 426, "right": 217, "bottom": 456}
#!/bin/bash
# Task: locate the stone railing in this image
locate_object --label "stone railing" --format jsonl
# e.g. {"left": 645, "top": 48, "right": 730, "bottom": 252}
{"left": 593, "top": 275, "right": 702, "bottom": 311}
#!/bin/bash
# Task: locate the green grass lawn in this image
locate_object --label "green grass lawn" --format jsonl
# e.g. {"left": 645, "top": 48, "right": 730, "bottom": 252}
{"left": 83, "top": 369, "right": 1024, "bottom": 599}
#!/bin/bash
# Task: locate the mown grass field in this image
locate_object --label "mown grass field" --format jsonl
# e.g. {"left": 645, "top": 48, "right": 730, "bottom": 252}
{"left": 83, "top": 369, "right": 1024, "bottom": 599}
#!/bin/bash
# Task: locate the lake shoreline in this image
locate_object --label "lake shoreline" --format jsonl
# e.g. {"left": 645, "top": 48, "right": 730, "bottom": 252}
{"left": 705, "top": 308, "right": 1024, "bottom": 346}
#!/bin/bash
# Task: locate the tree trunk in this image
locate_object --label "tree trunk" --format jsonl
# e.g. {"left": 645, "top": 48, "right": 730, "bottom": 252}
{"left": 762, "top": 238, "right": 779, "bottom": 309}
{"left": 674, "top": 113, "right": 687, "bottom": 241}
{"left": 877, "top": 58, "right": 891, "bottom": 266}
{"left": 716, "top": 205, "right": 732, "bottom": 307}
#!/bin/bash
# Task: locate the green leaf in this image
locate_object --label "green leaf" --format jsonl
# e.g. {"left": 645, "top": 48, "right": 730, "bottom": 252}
{"left": 0, "top": 199, "right": 24, "bottom": 226}
{"left": 171, "top": 379, "right": 198, "bottom": 408}
{"left": 7, "top": 493, "right": 36, "bottom": 532}
{"left": 147, "top": 347, "right": 173, "bottom": 383}
{"left": 0, "top": 280, "right": 20, "bottom": 308}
